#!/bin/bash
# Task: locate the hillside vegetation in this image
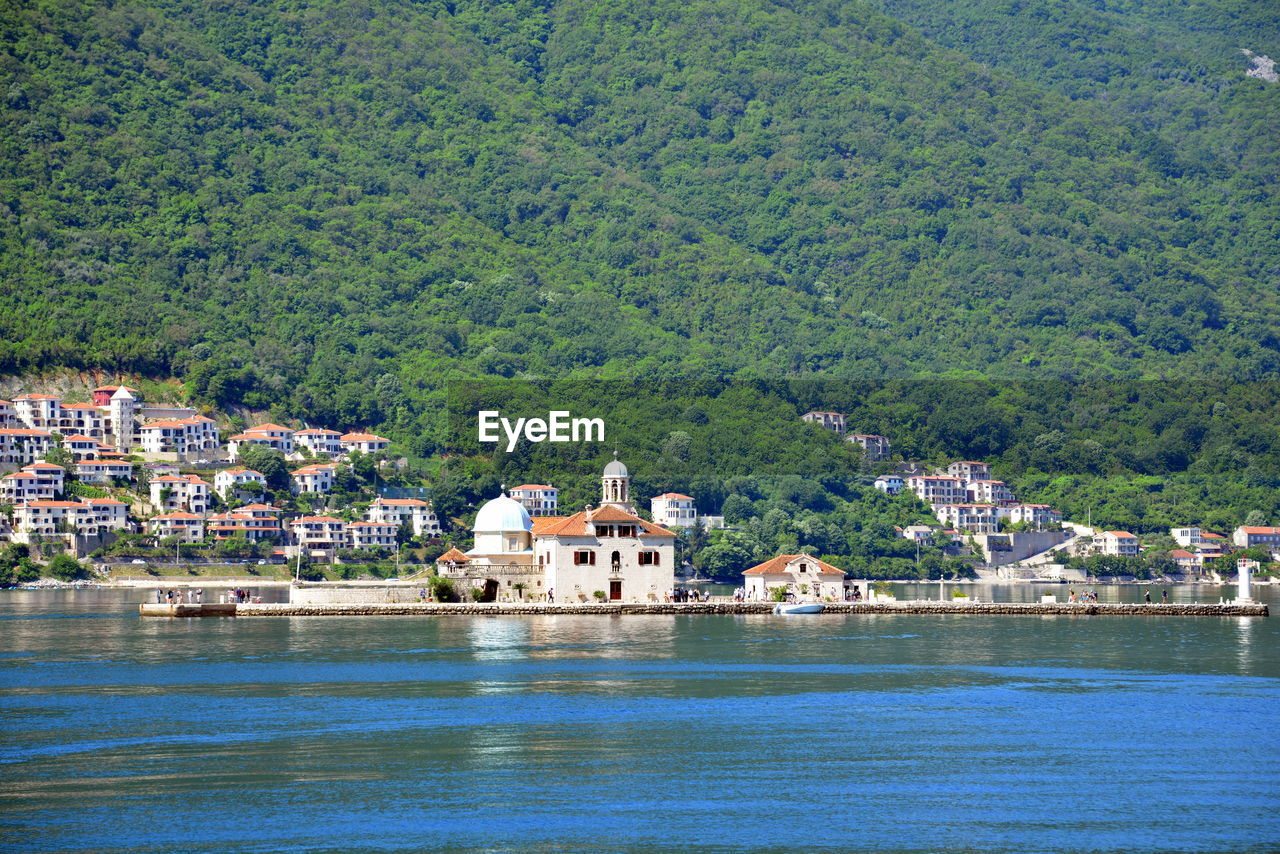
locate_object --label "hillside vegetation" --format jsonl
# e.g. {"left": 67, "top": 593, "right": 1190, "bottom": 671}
{"left": 3, "top": 0, "right": 1279, "bottom": 427}
{"left": 2, "top": 0, "right": 1279, "bottom": 552}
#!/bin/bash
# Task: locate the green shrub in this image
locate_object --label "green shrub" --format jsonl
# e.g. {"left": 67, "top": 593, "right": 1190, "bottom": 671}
{"left": 46, "top": 554, "right": 86, "bottom": 582}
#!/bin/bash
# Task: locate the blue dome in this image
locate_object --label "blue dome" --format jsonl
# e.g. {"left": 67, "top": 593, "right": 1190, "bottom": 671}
{"left": 473, "top": 494, "right": 532, "bottom": 533}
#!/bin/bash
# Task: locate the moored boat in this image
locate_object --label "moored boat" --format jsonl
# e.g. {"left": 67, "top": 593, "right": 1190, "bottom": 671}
{"left": 773, "top": 602, "right": 824, "bottom": 614}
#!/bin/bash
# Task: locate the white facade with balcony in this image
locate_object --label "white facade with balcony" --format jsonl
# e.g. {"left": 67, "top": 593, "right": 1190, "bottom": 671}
{"left": 650, "top": 493, "right": 697, "bottom": 528}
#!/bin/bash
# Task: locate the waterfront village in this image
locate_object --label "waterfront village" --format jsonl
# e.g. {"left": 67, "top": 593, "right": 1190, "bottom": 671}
{"left": 0, "top": 387, "right": 1276, "bottom": 601}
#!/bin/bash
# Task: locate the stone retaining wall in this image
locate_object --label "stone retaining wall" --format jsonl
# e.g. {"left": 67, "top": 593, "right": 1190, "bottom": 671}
{"left": 234, "top": 601, "right": 1269, "bottom": 618}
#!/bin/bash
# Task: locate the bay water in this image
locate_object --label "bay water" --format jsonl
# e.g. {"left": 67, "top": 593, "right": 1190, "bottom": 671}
{"left": 1, "top": 585, "right": 1277, "bottom": 852}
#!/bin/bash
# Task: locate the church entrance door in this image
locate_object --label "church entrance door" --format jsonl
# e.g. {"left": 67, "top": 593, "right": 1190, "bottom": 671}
{"left": 609, "top": 580, "right": 622, "bottom": 601}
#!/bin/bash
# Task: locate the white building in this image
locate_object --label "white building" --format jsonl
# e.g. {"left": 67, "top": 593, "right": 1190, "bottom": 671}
{"left": 293, "top": 428, "right": 343, "bottom": 457}
{"left": 533, "top": 503, "right": 675, "bottom": 603}
{"left": 946, "top": 461, "right": 992, "bottom": 482}
{"left": 966, "top": 479, "right": 1015, "bottom": 506}
{"left": 1099, "top": 530, "right": 1140, "bottom": 556}
{"left": 10, "top": 394, "right": 61, "bottom": 429}
{"left": 650, "top": 492, "right": 697, "bottom": 528}
{"left": 14, "top": 498, "right": 128, "bottom": 539}
{"left": 906, "top": 475, "right": 968, "bottom": 506}
{"left": 150, "top": 474, "right": 212, "bottom": 514}
{"left": 140, "top": 416, "right": 219, "bottom": 456}
{"left": 510, "top": 484, "right": 559, "bottom": 515}
{"left": 935, "top": 503, "right": 1000, "bottom": 534}
{"left": 347, "top": 522, "right": 398, "bottom": 551}
{"left": 1170, "top": 527, "right": 1203, "bottom": 547}
{"left": 340, "top": 432, "right": 390, "bottom": 454}
{"left": 1002, "top": 503, "right": 1062, "bottom": 530}
{"left": 742, "top": 554, "right": 846, "bottom": 601}
{"left": 207, "top": 505, "right": 281, "bottom": 542}
{"left": 366, "top": 497, "right": 442, "bottom": 538}
{"left": 214, "top": 468, "right": 267, "bottom": 499}
{"left": 291, "top": 463, "right": 336, "bottom": 494}
{"left": 1233, "top": 526, "right": 1280, "bottom": 549}
{"left": 74, "top": 461, "right": 134, "bottom": 485}
{"left": 874, "top": 474, "right": 904, "bottom": 495}
{"left": 846, "top": 433, "right": 891, "bottom": 461}
{"left": 801, "top": 411, "right": 845, "bottom": 434}
{"left": 1, "top": 463, "right": 65, "bottom": 502}
{"left": 901, "top": 525, "right": 934, "bottom": 543}
{"left": 290, "top": 516, "right": 347, "bottom": 556}
{"left": 0, "top": 428, "right": 54, "bottom": 466}
{"left": 240, "top": 424, "right": 294, "bottom": 454}
{"left": 149, "top": 512, "right": 206, "bottom": 543}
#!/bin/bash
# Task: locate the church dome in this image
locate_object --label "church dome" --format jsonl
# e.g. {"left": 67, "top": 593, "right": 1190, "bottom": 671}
{"left": 603, "top": 458, "right": 628, "bottom": 477}
{"left": 473, "top": 494, "right": 532, "bottom": 533}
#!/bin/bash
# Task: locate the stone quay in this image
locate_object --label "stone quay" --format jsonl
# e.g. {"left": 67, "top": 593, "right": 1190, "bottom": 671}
{"left": 136, "top": 601, "right": 1269, "bottom": 618}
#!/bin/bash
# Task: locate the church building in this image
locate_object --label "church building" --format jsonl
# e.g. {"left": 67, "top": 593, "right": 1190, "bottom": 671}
{"left": 444, "top": 457, "right": 676, "bottom": 603}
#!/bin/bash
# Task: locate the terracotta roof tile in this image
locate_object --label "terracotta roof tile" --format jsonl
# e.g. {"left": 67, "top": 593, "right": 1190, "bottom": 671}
{"left": 743, "top": 554, "right": 845, "bottom": 577}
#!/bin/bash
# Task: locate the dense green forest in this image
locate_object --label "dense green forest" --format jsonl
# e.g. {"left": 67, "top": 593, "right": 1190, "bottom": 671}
{"left": 432, "top": 378, "right": 1280, "bottom": 577}
{"left": 1, "top": 0, "right": 1278, "bottom": 575}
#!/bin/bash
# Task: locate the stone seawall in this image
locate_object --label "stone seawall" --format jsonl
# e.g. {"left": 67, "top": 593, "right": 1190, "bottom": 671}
{"left": 233, "top": 601, "right": 1269, "bottom": 618}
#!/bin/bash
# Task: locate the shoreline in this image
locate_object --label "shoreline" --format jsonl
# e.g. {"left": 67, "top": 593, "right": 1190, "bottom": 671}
{"left": 12, "top": 577, "right": 1274, "bottom": 591}
{"left": 137, "top": 600, "right": 1270, "bottom": 618}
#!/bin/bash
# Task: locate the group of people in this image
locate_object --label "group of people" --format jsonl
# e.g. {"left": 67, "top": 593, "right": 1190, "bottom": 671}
{"left": 155, "top": 588, "right": 202, "bottom": 604}
{"left": 1067, "top": 589, "right": 1099, "bottom": 603}
{"left": 667, "top": 588, "right": 709, "bottom": 602}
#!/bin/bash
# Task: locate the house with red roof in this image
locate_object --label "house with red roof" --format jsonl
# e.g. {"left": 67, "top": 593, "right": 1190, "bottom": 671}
{"left": 1233, "top": 526, "right": 1280, "bottom": 549}
{"left": 743, "top": 554, "right": 846, "bottom": 601}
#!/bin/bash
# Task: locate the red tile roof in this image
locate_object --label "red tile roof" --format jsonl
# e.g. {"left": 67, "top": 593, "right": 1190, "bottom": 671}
{"left": 653, "top": 492, "right": 694, "bottom": 500}
{"left": 743, "top": 554, "right": 845, "bottom": 577}
{"left": 534, "top": 506, "right": 676, "bottom": 538}
{"left": 437, "top": 547, "right": 470, "bottom": 563}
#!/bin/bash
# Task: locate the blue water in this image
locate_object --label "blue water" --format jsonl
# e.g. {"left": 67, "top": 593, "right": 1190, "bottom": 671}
{"left": 1, "top": 587, "right": 1277, "bottom": 852}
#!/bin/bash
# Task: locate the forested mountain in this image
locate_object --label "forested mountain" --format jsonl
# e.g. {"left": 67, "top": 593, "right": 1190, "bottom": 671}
{"left": 2, "top": 0, "right": 1279, "bottom": 446}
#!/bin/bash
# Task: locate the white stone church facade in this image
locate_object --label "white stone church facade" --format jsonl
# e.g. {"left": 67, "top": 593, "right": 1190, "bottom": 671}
{"left": 443, "top": 458, "right": 676, "bottom": 603}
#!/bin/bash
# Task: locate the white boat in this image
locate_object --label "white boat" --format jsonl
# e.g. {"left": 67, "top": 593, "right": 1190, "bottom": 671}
{"left": 773, "top": 602, "right": 824, "bottom": 615}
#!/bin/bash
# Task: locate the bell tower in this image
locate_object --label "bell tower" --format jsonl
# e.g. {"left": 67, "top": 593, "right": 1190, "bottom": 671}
{"left": 601, "top": 452, "right": 630, "bottom": 508}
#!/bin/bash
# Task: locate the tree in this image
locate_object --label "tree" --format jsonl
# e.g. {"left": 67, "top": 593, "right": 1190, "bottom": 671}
{"left": 46, "top": 554, "right": 86, "bottom": 582}
{"left": 237, "top": 446, "right": 290, "bottom": 492}
{"left": 43, "top": 444, "right": 75, "bottom": 472}
{"left": 395, "top": 519, "right": 413, "bottom": 546}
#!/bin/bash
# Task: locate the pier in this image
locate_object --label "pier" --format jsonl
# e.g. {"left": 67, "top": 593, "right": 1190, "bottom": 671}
{"left": 138, "top": 602, "right": 237, "bottom": 617}
{"left": 137, "top": 600, "right": 1269, "bottom": 618}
